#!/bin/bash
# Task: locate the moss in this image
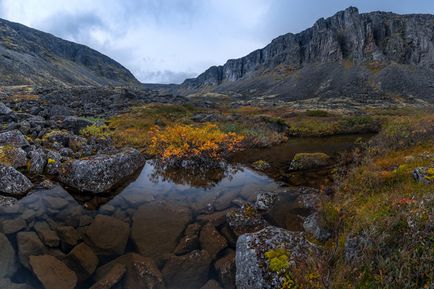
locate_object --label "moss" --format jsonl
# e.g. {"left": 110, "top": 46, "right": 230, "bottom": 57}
{"left": 0, "top": 145, "right": 16, "bottom": 165}
{"left": 265, "top": 248, "right": 290, "bottom": 273}
{"left": 80, "top": 124, "right": 111, "bottom": 139}
{"left": 47, "top": 158, "right": 56, "bottom": 165}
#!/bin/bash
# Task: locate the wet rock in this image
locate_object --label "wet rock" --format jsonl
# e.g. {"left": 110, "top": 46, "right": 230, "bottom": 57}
{"left": 174, "top": 223, "right": 201, "bottom": 255}
{"left": 226, "top": 204, "right": 268, "bottom": 237}
{"left": 162, "top": 250, "right": 211, "bottom": 289}
{"left": 289, "top": 152, "right": 331, "bottom": 171}
{"left": 42, "top": 195, "right": 69, "bottom": 210}
{"left": 199, "top": 223, "right": 228, "bottom": 259}
{"left": 17, "top": 231, "right": 46, "bottom": 268}
{"left": 201, "top": 280, "right": 223, "bottom": 289}
{"left": 197, "top": 209, "right": 233, "bottom": 227}
{"left": 413, "top": 167, "right": 434, "bottom": 184}
{"left": 95, "top": 253, "right": 164, "bottom": 289}
{"left": 57, "top": 226, "right": 81, "bottom": 249}
{"left": 59, "top": 148, "right": 144, "bottom": 193}
{"left": 303, "top": 212, "right": 332, "bottom": 242}
{"left": 0, "top": 278, "right": 34, "bottom": 289}
{"left": 64, "top": 243, "right": 99, "bottom": 282}
{"left": 28, "top": 148, "right": 47, "bottom": 175}
{"left": 0, "top": 130, "right": 29, "bottom": 147}
{"left": 214, "top": 250, "right": 236, "bottom": 289}
{"left": 215, "top": 191, "right": 240, "bottom": 211}
{"left": 219, "top": 224, "right": 237, "bottom": 247}
{"left": 131, "top": 202, "right": 192, "bottom": 261}
{"left": 1, "top": 217, "right": 26, "bottom": 234}
{"left": 235, "top": 226, "right": 321, "bottom": 289}
{"left": 29, "top": 255, "right": 77, "bottom": 289}
{"left": 255, "top": 191, "right": 278, "bottom": 211}
{"left": 85, "top": 215, "right": 130, "bottom": 256}
{"left": 0, "top": 145, "right": 27, "bottom": 168}
{"left": 0, "top": 164, "right": 32, "bottom": 195}
{"left": 0, "top": 233, "right": 18, "bottom": 278}
{"left": 90, "top": 263, "right": 126, "bottom": 289}
{"left": 34, "top": 222, "right": 60, "bottom": 248}
{"left": 62, "top": 116, "right": 93, "bottom": 134}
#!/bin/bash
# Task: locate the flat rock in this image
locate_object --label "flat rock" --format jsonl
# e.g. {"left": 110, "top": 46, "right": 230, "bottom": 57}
{"left": 59, "top": 149, "right": 144, "bottom": 193}
{"left": 29, "top": 255, "right": 77, "bottom": 289}
{"left": 64, "top": 243, "right": 99, "bottom": 282}
{"left": 0, "top": 164, "right": 32, "bottom": 196}
{"left": 131, "top": 202, "right": 192, "bottom": 261}
{"left": 0, "top": 233, "right": 18, "bottom": 278}
{"left": 85, "top": 215, "right": 129, "bottom": 256}
{"left": 199, "top": 223, "right": 228, "bottom": 259}
{"left": 162, "top": 250, "right": 212, "bottom": 289}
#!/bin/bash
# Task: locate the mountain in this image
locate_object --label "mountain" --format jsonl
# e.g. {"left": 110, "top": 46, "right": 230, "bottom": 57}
{"left": 0, "top": 18, "right": 139, "bottom": 86}
{"left": 180, "top": 7, "right": 434, "bottom": 104}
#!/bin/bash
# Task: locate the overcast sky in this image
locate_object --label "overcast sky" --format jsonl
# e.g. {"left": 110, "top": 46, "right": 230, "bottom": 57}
{"left": 0, "top": 0, "right": 433, "bottom": 84}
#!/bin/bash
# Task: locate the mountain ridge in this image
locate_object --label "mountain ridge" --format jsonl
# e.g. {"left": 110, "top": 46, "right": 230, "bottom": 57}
{"left": 0, "top": 18, "right": 140, "bottom": 86}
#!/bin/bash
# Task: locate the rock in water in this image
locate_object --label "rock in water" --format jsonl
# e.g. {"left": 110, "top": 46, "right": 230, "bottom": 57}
{"left": 0, "top": 165, "right": 32, "bottom": 195}
{"left": 0, "top": 130, "right": 29, "bottom": 148}
{"left": 236, "top": 226, "right": 321, "bottom": 289}
{"left": 131, "top": 202, "right": 192, "bottom": 262}
{"left": 199, "top": 223, "right": 228, "bottom": 259}
{"left": 64, "top": 243, "right": 99, "bottom": 282}
{"left": 289, "top": 152, "right": 331, "bottom": 171}
{"left": 29, "top": 255, "right": 77, "bottom": 289}
{"left": 90, "top": 263, "right": 126, "bottom": 289}
{"left": 59, "top": 148, "right": 144, "bottom": 193}
{"left": 85, "top": 215, "right": 130, "bottom": 256}
{"left": 16, "top": 231, "right": 46, "bottom": 269}
{"left": 0, "top": 233, "right": 17, "bottom": 278}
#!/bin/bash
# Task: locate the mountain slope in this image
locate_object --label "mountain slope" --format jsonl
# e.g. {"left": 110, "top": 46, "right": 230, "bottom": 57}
{"left": 180, "top": 7, "right": 434, "bottom": 104}
{"left": 0, "top": 18, "right": 139, "bottom": 86}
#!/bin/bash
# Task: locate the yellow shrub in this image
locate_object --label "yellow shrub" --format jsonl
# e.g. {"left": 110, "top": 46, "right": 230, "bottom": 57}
{"left": 147, "top": 123, "right": 244, "bottom": 162}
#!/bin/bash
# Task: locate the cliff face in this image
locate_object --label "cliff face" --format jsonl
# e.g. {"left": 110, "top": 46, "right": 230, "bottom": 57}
{"left": 181, "top": 7, "right": 434, "bottom": 103}
{"left": 0, "top": 18, "right": 140, "bottom": 86}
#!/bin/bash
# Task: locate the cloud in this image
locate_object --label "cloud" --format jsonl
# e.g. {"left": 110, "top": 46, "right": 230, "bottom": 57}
{"left": 0, "top": 0, "right": 433, "bottom": 84}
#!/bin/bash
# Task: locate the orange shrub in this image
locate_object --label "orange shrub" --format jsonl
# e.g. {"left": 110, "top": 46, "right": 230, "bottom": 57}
{"left": 147, "top": 123, "right": 244, "bottom": 164}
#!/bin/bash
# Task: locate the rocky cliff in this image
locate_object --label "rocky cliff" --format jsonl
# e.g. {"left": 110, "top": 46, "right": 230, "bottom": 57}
{"left": 181, "top": 7, "right": 434, "bottom": 104}
{"left": 0, "top": 18, "right": 139, "bottom": 86}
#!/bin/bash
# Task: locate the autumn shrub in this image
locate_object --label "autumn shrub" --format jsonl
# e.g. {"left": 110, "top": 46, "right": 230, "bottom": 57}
{"left": 147, "top": 123, "right": 244, "bottom": 168}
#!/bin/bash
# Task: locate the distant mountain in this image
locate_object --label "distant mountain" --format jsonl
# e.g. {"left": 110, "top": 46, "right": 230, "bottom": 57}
{"left": 0, "top": 18, "right": 139, "bottom": 86}
{"left": 180, "top": 7, "right": 434, "bottom": 104}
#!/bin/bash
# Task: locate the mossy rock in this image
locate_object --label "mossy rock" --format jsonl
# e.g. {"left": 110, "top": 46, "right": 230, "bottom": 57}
{"left": 289, "top": 152, "right": 331, "bottom": 171}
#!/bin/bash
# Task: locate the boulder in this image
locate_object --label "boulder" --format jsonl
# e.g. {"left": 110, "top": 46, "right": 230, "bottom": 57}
{"left": 0, "top": 195, "right": 18, "bottom": 207}
{"left": 162, "top": 250, "right": 212, "bottom": 289}
{"left": 62, "top": 116, "right": 93, "bottom": 134}
{"left": 0, "top": 165, "right": 32, "bottom": 195}
{"left": 34, "top": 222, "right": 60, "bottom": 248}
{"left": 226, "top": 204, "right": 268, "bottom": 237}
{"left": 252, "top": 160, "right": 271, "bottom": 171}
{"left": 95, "top": 253, "right": 164, "bottom": 289}
{"left": 85, "top": 215, "right": 130, "bottom": 256}
{"left": 28, "top": 148, "right": 47, "bottom": 175}
{"left": 64, "top": 243, "right": 99, "bottom": 282}
{"left": 0, "top": 233, "right": 18, "bottom": 278}
{"left": 57, "top": 226, "right": 81, "bottom": 249}
{"left": 0, "top": 146, "right": 27, "bottom": 168}
{"left": 199, "top": 223, "right": 228, "bottom": 259}
{"left": 46, "top": 150, "right": 62, "bottom": 175}
{"left": 90, "top": 263, "right": 126, "bottom": 289}
{"left": 1, "top": 217, "right": 26, "bottom": 234}
{"left": 235, "top": 226, "right": 321, "bottom": 289}
{"left": 255, "top": 191, "right": 278, "bottom": 211}
{"left": 289, "top": 152, "right": 331, "bottom": 171}
{"left": 0, "top": 102, "right": 12, "bottom": 115}
{"left": 0, "top": 130, "right": 29, "bottom": 148}
{"left": 174, "top": 223, "right": 201, "bottom": 255}
{"left": 131, "top": 202, "right": 192, "bottom": 261}
{"left": 214, "top": 250, "right": 236, "bottom": 289}
{"left": 59, "top": 149, "right": 144, "bottom": 193}
{"left": 303, "top": 212, "right": 332, "bottom": 242}
{"left": 16, "top": 231, "right": 46, "bottom": 268}
{"left": 29, "top": 255, "right": 77, "bottom": 289}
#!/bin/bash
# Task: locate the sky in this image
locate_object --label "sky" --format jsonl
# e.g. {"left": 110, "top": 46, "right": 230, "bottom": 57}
{"left": 0, "top": 0, "right": 433, "bottom": 84}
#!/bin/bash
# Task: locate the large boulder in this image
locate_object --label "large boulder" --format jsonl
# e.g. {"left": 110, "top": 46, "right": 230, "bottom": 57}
{"left": 131, "top": 202, "right": 192, "bottom": 262}
{"left": 0, "top": 165, "right": 32, "bottom": 195}
{"left": 289, "top": 152, "right": 331, "bottom": 171}
{"left": 95, "top": 253, "right": 164, "bottom": 289}
{"left": 85, "top": 215, "right": 130, "bottom": 256}
{"left": 0, "top": 130, "right": 29, "bottom": 148}
{"left": 59, "top": 149, "right": 144, "bottom": 193}
{"left": 0, "top": 146, "right": 27, "bottom": 168}
{"left": 0, "top": 233, "right": 18, "bottom": 278}
{"left": 29, "top": 255, "right": 77, "bottom": 289}
{"left": 162, "top": 250, "right": 212, "bottom": 289}
{"left": 236, "top": 226, "right": 321, "bottom": 289}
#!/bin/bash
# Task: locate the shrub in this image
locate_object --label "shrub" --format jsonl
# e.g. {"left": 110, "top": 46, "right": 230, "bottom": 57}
{"left": 80, "top": 124, "right": 111, "bottom": 139}
{"left": 147, "top": 123, "right": 244, "bottom": 167}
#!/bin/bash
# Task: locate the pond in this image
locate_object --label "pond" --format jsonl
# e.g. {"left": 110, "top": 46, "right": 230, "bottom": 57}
{"left": 0, "top": 134, "right": 371, "bottom": 289}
